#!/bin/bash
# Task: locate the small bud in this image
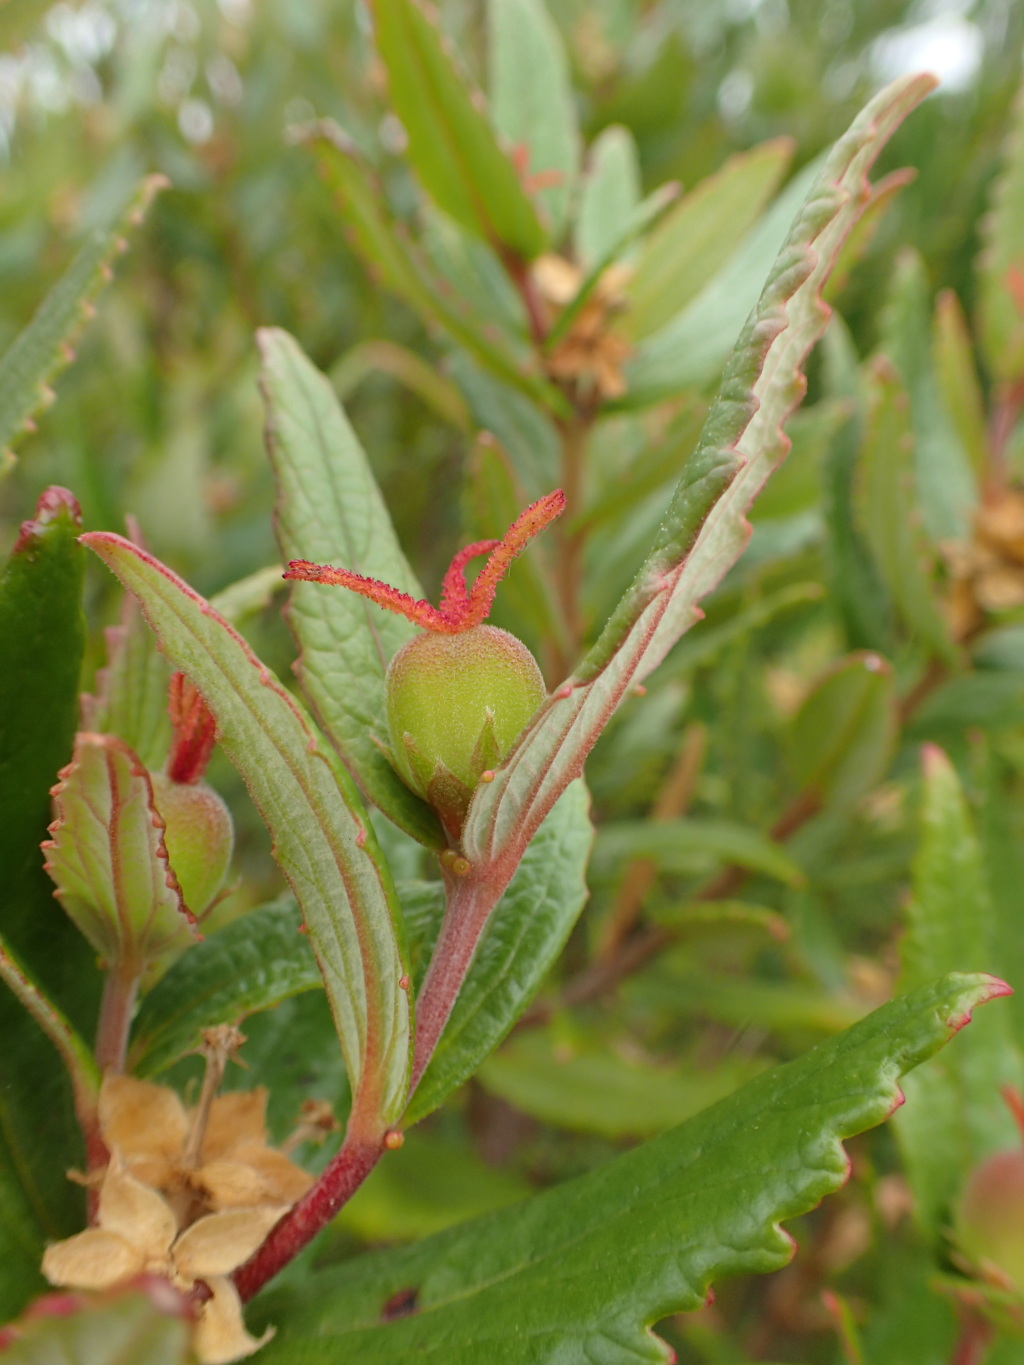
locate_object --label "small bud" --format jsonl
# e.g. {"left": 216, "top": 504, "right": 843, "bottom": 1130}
{"left": 954, "top": 1088, "right": 1024, "bottom": 1293}
{"left": 150, "top": 772, "right": 233, "bottom": 918}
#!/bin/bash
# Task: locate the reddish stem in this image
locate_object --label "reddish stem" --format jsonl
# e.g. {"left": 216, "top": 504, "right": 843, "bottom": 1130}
{"left": 503, "top": 251, "right": 549, "bottom": 349}
{"left": 234, "top": 1123, "right": 386, "bottom": 1303}
{"left": 950, "top": 1310, "right": 993, "bottom": 1365}
{"left": 93, "top": 965, "right": 139, "bottom": 1077}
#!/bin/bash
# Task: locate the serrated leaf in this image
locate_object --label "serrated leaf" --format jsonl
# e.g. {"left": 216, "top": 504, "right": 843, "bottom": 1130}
{"left": 415, "top": 80, "right": 937, "bottom": 1087}
{"left": 858, "top": 356, "right": 954, "bottom": 660}
{"left": 0, "top": 176, "right": 166, "bottom": 477}
{"left": 879, "top": 248, "right": 976, "bottom": 542}
{"left": 308, "top": 125, "right": 566, "bottom": 413}
{"left": 592, "top": 818, "right": 804, "bottom": 887}
{"left": 128, "top": 894, "right": 320, "bottom": 1077}
{"left": 787, "top": 652, "right": 897, "bottom": 810}
{"left": 977, "top": 81, "right": 1024, "bottom": 382}
{"left": 478, "top": 1030, "right": 764, "bottom": 1138}
{"left": 253, "top": 974, "right": 1001, "bottom": 1365}
{"left": 81, "top": 534, "right": 412, "bottom": 1127}
{"left": 258, "top": 326, "right": 443, "bottom": 850}
{"left": 43, "top": 733, "right": 197, "bottom": 969}
{"left": 574, "top": 125, "right": 641, "bottom": 271}
{"left": 625, "top": 137, "right": 794, "bottom": 341}
{"left": 894, "top": 746, "right": 1024, "bottom": 1240}
{"left": 370, "top": 0, "right": 546, "bottom": 259}
{"left": 487, "top": 0, "right": 579, "bottom": 242}
{"left": 0, "top": 1286, "right": 192, "bottom": 1364}
{"left": 933, "top": 288, "right": 989, "bottom": 482}
{"left": 406, "top": 779, "right": 592, "bottom": 1123}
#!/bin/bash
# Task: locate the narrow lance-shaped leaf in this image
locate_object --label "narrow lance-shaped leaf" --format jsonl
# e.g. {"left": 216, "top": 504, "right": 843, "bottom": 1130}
{"left": 0, "top": 176, "right": 166, "bottom": 478}
{"left": 625, "top": 137, "right": 795, "bottom": 342}
{"left": 80, "top": 586, "right": 172, "bottom": 772}
{"left": 42, "top": 732, "right": 198, "bottom": 970}
{"left": 409, "top": 78, "right": 937, "bottom": 1087}
{"left": 253, "top": 974, "right": 1004, "bottom": 1365}
{"left": 894, "top": 746, "right": 1024, "bottom": 1240}
{"left": 574, "top": 125, "right": 641, "bottom": 269}
{"left": 933, "top": 288, "right": 989, "bottom": 483}
{"left": 487, "top": 0, "right": 580, "bottom": 242}
{"left": 370, "top": 0, "right": 547, "bottom": 260}
{"left": 976, "top": 79, "right": 1024, "bottom": 383}
{"left": 858, "top": 355, "right": 955, "bottom": 661}
{"left": 259, "top": 326, "right": 444, "bottom": 849}
{"left": 81, "top": 533, "right": 412, "bottom": 1128}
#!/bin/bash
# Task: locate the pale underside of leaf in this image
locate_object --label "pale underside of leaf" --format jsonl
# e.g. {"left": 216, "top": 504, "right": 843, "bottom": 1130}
{"left": 81, "top": 534, "right": 411, "bottom": 1126}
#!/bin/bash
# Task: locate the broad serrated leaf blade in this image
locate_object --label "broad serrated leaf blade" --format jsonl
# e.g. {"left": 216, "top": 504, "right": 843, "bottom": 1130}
{"left": 254, "top": 974, "right": 1003, "bottom": 1365}
{"left": 81, "top": 534, "right": 412, "bottom": 1126}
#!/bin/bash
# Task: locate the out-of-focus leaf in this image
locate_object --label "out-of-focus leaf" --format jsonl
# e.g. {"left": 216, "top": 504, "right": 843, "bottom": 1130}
{"left": 44, "top": 732, "right": 197, "bottom": 968}
{"left": 574, "top": 125, "right": 641, "bottom": 270}
{"left": 824, "top": 166, "right": 916, "bottom": 302}
{"left": 625, "top": 138, "right": 794, "bottom": 342}
{"left": 487, "top": 0, "right": 579, "bottom": 241}
{"left": 253, "top": 974, "right": 1001, "bottom": 1365}
{"left": 308, "top": 126, "right": 565, "bottom": 412}
{"left": 592, "top": 818, "right": 805, "bottom": 887}
{"left": 0, "top": 1285, "right": 192, "bottom": 1364}
{"left": 620, "top": 154, "right": 821, "bottom": 405}
{"left": 858, "top": 356, "right": 954, "bottom": 661}
{"left": 419, "top": 78, "right": 936, "bottom": 1086}
{"left": 638, "top": 968, "right": 865, "bottom": 1037}
{"left": 787, "top": 652, "right": 897, "bottom": 810}
{"left": 446, "top": 350, "right": 561, "bottom": 496}
{"left": 478, "top": 1030, "right": 765, "bottom": 1138}
{"left": 208, "top": 565, "right": 288, "bottom": 625}
{"left": 894, "top": 746, "right": 1022, "bottom": 1240}
{"left": 977, "top": 82, "right": 1024, "bottom": 383}
{"left": 933, "top": 289, "right": 989, "bottom": 483}
{"left": 259, "top": 327, "right": 443, "bottom": 849}
{"left": 820, "top": 314, "right": 893, "bottom": 653}
{"left": 80, "top": 589, "right": 172, "bottom": 772}
{"left": 419, "top": 207, "right": 528, "bottom": 341}
{"left": 908, "top": 672, "right": 1024, "bottom": 735}
{"left": 330, "top": 338, "right": 471, "bottom": 432}
{"left": 406, "top": 779, "right": 592, "bottom": 1124}
{"left": 651, "top": 899, "right": 789, "bottom": 943}
{"left": 879, "top": 249, "right": 976, "bottom": 542}
{"left": 82, "top": 534, "right": 412, "bottom": 1127}
{"left": 973, "top": 625, "right": 1024, "bottom": 670}
{"left": 462, "top": 433, "right": 568, "bottom": 659}
{"left": 660, "top": 582, "right": 824, "bottom": 678}
{"left": 0, "top": 488, "right": 85, "bottom": 891}
{"left": 750, "top": 398, "right": 849, "bottom": 523}
{"left": 0, "top": 176, "right": 165, "bottom": 478}
{"left": 369, "top": 0, "right": 546, "bottom": 259}
{"left": 334, "top": 1129, "right": 530, "bottom": 1243}
{"left": 129, "top": 894, "right": 321, "bottom": 1077}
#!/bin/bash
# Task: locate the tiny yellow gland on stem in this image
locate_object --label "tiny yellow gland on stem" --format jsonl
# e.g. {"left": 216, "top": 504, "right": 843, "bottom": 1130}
{"left": 284, "top": 489, "right": 564, "bottom": 840}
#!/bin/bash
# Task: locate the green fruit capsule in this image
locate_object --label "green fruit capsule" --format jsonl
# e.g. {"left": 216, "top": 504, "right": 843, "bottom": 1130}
{"left": 385, "top": 625, "right": 545, "bottom": 835}
{"left": 150, "top": 771, "right": 234, "bottom": 917}
{"left": 955, "top": 1147, "right": 1024, "bottom": 1293}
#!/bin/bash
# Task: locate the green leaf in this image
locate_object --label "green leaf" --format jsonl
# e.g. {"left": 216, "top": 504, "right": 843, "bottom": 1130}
{"left": 625, "top": 137, "right": 794, "bottom": 342}
{"left": 258, "top": 327, "right": 443, "bottom": 849}
{"left": 894, "top": 746, "right": 1023, "bottom": 1240}
{"left": 620, "top": 154, "right": 821, "bottom": 406}
{"left": 253, "top": 973, "right": 1001, "bottom": 1364}
{"left": 574, "top": 125, "right": 641, "bottom": 270}
{"left": 857, "top": 356, "right": 955, "bottom": 661}
{"left": 908, "top": 672, "right": 1024, "bottom": 736}
{"left": 592, "top": 818, "right": 805, "bottom": 887}
{"left": 330, "top": 339, "right": 471, "bottom": 432}
{"left": 80, "top": 589, "right": 172, "bottom": 771}
{"left": 478, "top": 1029, "right": 764, "bottom": 1138}
{"left": 659, "top": 581, "right": 824, "bottom": 679}
{"left": 487, "top": 0, "right": 579, "bottom": 241}
{"left": 0, "top": 488, "right": 86, "bottom": 893}
{"left": 308, "top": 125, "right": 566, "bottom": 413}
{"left": 977, "top": 81, "right": 1024, "bottom": 382}
{"left": 128, "top": 893, "right": 321, "bottom": 1077}
{"left": 933, "top": 289, "right": 988, "bottom": 483}
{"left": 208, "top": 565, "right": 289, "bottom": 626}
{"left": 462, "top": 76, "right": 935, "bottom": 945}
{"left": 0, "top": 1285, "right": 191, "bottom": 1364}
{"left": 0, "top": 176, "right": 166, "bottom": 478}
{"left": 445, "top": 351, "right": 561, "bottom": 496}
{"left": 787, "top": 652, "right": 897, "bottom": 810}
{"left": 406, "top": 779, "right": 592, "bottom": 1124}
{"left": 819, "top": 313, "right": 893, "bottom": 653}
{"left": 369, "top": 0, "right": 546, "bottom": 259}
{"left": 81, "top": 533, "right": 412, "bottom": 1127}
{"left": 878, "top": 249, "right": 976, "bottom": 543}
{"left": 43, "top": 733, "right": 197, "bottom": 969}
